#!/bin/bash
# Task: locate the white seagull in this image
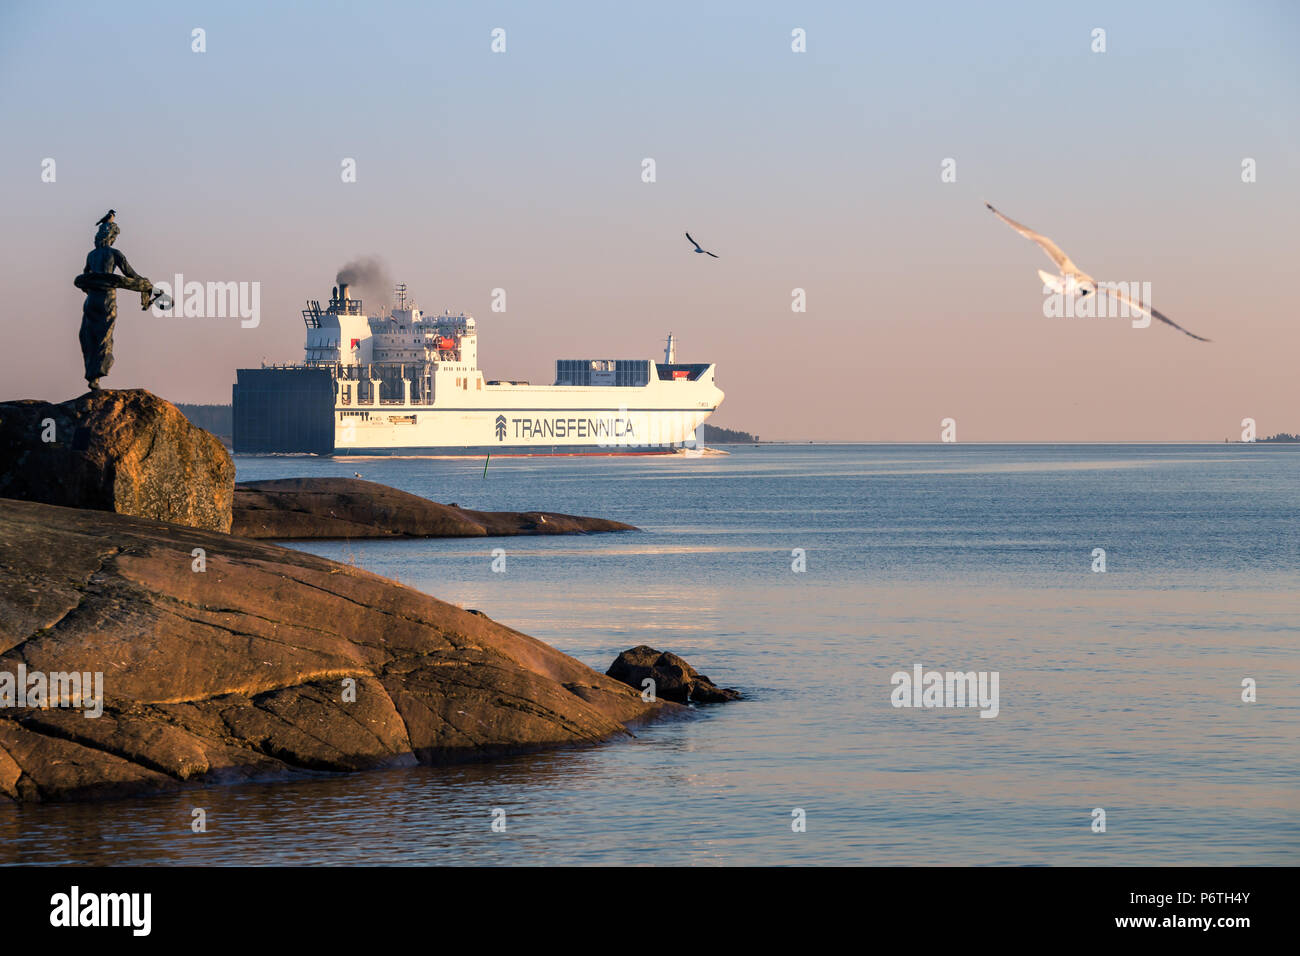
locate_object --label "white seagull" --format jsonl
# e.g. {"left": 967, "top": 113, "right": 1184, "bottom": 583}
{"left": 985, "top": 202, "right": 1210, "bottom": 342}
{"left": 685, "top": 232, "right": 719, "bottom": 258}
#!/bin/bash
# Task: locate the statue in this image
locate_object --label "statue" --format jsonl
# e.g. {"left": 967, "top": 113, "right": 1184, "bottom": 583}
{"left": 73, "top": 211, "right": 168, "bottom": 391}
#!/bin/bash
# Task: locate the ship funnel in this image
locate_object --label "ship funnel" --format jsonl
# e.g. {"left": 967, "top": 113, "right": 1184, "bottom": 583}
{"left": 339, "top": 282, "right": 350, "bottom": 301}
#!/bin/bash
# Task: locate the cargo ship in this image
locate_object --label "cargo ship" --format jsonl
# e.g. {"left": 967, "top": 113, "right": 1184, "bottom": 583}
{"left": 232, "top": 282, "right": 724, "bottom": 456}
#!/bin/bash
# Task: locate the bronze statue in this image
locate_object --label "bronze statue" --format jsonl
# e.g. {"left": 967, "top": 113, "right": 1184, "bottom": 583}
{"left": 73, "top": 211, "right": 166, "bottom": 390}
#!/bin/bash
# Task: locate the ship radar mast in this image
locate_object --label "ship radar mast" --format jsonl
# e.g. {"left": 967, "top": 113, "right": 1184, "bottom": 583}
{"left": 665, "top": 333, "right": 676, "bottom": 364}
{"left": 395, "top": 283, "right": 408, "bottom": 310}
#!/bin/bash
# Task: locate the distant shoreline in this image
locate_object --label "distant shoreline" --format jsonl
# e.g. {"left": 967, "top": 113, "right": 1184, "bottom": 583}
{"left": 228, "top": 439, "right": 1300, "bottom": 452}
{"left": 696, "top": 440, "right": 1300, "bottom": 446}
{"left": 177, "top": 405, "right": 1299, "bottom": 449}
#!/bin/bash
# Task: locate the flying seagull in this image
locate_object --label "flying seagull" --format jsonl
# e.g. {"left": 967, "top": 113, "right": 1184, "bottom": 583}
{"left": 985, "top": 202, "right": 1210, "bottom": 342}
{"left": 685, "top": 232, "right": 719, "bottom": 258}
{"left": 96, "top": 209, "right": 116, "bottom": 225}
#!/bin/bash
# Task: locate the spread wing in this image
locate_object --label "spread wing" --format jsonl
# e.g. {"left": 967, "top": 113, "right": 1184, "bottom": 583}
{"left": 705, "top": 250, "right": 719, "bottom": 258}
{"left": 1102, "top": 284, "right": 1211, "bottom": 342}
{"left": 986, "top": 202, "right": 1082, "bottom": 276}
{"left": 685, "top": 232, "right": 699, "bottom": 247}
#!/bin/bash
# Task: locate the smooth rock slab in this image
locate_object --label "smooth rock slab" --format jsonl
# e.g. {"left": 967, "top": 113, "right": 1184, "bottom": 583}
{"left": 233, "top": 477, "right": 637, "bottom": 539}
{"left": 0, "top": 497, "right": 675, "bottom": 802}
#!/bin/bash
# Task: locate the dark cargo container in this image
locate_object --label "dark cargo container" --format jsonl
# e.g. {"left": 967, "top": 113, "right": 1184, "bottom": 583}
{"left": 232, "top": 367, "right": 335, "bottom": 455}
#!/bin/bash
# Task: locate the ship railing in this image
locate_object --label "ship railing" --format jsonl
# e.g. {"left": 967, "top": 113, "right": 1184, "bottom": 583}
{"left": 302, "top": 301, "right": 324, "bottom": 328}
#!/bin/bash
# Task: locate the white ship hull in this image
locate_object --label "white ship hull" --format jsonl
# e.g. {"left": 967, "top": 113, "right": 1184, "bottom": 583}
{"left": 336, "top": 381, "right": 721, "bottom": 455}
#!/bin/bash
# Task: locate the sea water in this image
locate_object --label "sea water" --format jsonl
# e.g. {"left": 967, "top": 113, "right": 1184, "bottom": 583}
{"left": 2, "top": 444, "right": 1296, "bottom": 865}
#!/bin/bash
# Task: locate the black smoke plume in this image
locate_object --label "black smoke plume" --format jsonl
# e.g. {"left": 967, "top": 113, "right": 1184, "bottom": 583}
{"left": 335, "top": 257, "right": 393, "bottom": 304}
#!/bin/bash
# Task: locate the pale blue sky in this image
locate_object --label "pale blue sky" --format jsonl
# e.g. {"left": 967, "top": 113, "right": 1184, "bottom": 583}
{"left": 1, "top": 1, "right": 1297, "bottom": 439}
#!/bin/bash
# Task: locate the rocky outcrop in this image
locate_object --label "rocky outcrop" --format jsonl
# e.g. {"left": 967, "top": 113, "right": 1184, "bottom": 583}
{"left": 0, "top": 389, "right": 234, "bottom": 533}
{"left": 0, "top": 497, "right": 675, "bottom": 803}
{"left": 606, "top": 645, "right": 741, "bottom": 704}
{"left": 233, "top": 477, "right": 636, "bottom": 539}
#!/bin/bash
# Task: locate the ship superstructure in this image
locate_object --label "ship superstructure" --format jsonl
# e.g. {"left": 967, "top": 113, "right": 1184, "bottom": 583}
{"left": 233, "top": 281, "right": 724, "bottom": 455}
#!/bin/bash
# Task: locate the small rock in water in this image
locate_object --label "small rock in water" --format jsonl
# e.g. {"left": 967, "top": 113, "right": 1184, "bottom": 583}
{"left": 606, "top": 645, "right": 741, "bottom": 703}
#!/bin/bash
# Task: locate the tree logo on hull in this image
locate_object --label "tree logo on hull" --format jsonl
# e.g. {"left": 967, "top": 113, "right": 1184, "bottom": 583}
{"left": 494, "top": 414, "right": 507, "bottom": 441}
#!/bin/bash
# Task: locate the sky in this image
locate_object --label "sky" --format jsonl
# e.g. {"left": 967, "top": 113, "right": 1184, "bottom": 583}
{"left": 1, "top": 0, "right": 1297, "bottom": 441}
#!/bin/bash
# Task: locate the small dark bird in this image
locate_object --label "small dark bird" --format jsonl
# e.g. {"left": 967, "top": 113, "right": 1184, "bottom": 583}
{"left": 96, "top": 209, "right": 116, "bottom": 226}
{"left": 685, "top": 232, "right": 719, "bottom": 258}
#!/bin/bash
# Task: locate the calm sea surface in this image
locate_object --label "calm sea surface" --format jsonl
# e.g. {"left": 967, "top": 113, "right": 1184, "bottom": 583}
{"left": 3, "top": 444, "right": 1297, "bottom": 865}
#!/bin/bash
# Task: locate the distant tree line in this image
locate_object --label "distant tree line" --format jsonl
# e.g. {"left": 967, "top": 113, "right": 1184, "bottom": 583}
{"left": 1259, "top": 432, "right": 1300, "bottom": 442}
{"left": 698, "top": 424, "right": 758, "bottom": 443}
{"left": 177, "top": 403, "right": 232, "bottom": 441}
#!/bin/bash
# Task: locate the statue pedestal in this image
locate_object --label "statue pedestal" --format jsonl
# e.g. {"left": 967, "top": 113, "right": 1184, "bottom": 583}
{"left": 0, "top": 389, "right": 234, "bottom": 532}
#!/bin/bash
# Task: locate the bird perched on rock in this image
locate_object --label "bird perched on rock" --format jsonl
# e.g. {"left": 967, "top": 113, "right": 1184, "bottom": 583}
{"left": 96, "top": 209, "right": 116, "bottom": 226}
